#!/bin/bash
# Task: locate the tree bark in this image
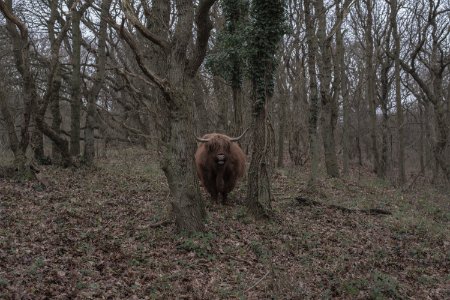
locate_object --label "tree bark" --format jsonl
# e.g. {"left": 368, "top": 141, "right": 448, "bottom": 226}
{"left": 378, "top": 45, "right": 391, "bottom": 179}
{"left": 365, "top": 0, "right": 380, "bottom": 175}
{"left": 118, "top": 0, "right": 217, "bottom": 232}
{"left": 314, "top": 0, "right": 339, "bottom": 178}
{"left": 50, "top": 75, "right": 62, "bottom": 164}
{"left": 0, "top": 87, "right": 30, "bottom": 176}
{"left": 84, "top": 0, "right": 112, "bottom": 165}
{"left": 245, "top": 0, "right": 283, "bottom": 218}
{"left": 1, "top": 0, "right": 34, "bottom": 157}
{"left": 246, "top": 104, "right": 273, "bottom": 218}
{"left": 304, "top": 0, "right": 320, "bottom": 185}
{"left": 419, "top": 102, "right": 425, "bottom": 175}
{"left": 337, "top": 0, "right": 350, "bottom": 176}
{"left": 389, "top": 0, "right": 405, "bottom": 184}
{"left": 276, "top": 78, "right": 287, "bottom": 168}
{"left": 70, "top": 10, "right": 82, "bottom": 157}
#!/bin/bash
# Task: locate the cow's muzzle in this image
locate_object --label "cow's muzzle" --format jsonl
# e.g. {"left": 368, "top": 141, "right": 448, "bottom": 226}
{"left": 216, "top": 154, "right": 226, "bottom": 166}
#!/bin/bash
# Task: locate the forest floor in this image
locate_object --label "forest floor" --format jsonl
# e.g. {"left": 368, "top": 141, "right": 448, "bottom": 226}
{"left": 0, "top": 147, "right": 449, "bottom": 299}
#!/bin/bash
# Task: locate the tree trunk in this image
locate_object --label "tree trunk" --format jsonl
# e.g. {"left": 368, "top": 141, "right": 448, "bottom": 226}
{"left": 70, "top": 11, "right": 82, "bottom": 157}
{"left": 380, "top": 110, "right": 389, "bottom": 178}
{"left": 117, "top": 0, "right": 218, "bottom": 232}
{"left": 304, "top": 0, "right": 320, "bottom": 185}
{"left": 378, "top": 47, "right": 391, "bottom": 179}
{"left": 365, "top": 0, "right": 380, "bottom": 175}
{"left": 193, "top": 75, "right": 210, "bottom": 134}
{"left": 433, "top": 102, "right": 450, "bottom": 181}
{"left": 390, "top": 0, "right": 405, "bottom": 184}
{"left": 337, "top": 0, "right": 350, "bottom": 176}
{"left": 288, "top": 59, "right": 308, "bottom": 166}
{"left": 214, "top": 75, "right": 229, "bottom": 133}
{"left": 50, "top": 72, "right": 62, "bottom": 164}
{"left": 245, "top": 0, "right": 283, "bottom": 217}
{"left": 232, "top": 85, "right": 244, "bottom": 140}
{"left": 31, "top": 129, "right": 45, "bottom": 162}
{"left": 277, "top": 84, "right": 287, "bottom": 168}
{"left": 0, "top": 87, "right": 31, "bottom": 177}
{"left": 419, "top": 103, "right": 425, "bottom": 175}
{"left": 160, "top": 90, "right": 206, "bottom": 232}
{"left": 314, "top": 0, "right": 339, "bottom": 178}
{"left": 84, "top": 0, "right": 111, "bottom": 165}
{"left": 246, "top": 104, "right": 273, "bottom": 218}
{"left": 2, "top": 0, "right": 34, "bottom": 159}
{"left": 356, "top": 91, "right": 363, "bottom": 166}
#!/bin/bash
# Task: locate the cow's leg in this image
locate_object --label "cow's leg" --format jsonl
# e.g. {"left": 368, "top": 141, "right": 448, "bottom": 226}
{"left": 221, "top": 192, "right": 228, "bottom": 205}
{"left": 210, "top": 189, "right": 219, "bottom": 202}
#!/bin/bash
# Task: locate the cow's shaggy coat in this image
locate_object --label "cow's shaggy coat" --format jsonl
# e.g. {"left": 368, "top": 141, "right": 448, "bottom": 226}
{"left": 195, "top": 133, "right": 246, "bottom": 203}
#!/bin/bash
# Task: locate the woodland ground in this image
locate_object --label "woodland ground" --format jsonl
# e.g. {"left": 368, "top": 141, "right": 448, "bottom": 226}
{"left": 0, "top": 147, "right": 449, "bottom": 299}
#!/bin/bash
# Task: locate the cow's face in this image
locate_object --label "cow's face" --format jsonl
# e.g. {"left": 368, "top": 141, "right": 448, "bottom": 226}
{"left": 206, "top": 136, "right": 231, "bottom": 166}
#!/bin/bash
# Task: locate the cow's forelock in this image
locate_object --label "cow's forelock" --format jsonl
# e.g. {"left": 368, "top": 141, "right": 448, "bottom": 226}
{"left": 207, "top": 136, "right": 231, "bottom": 154}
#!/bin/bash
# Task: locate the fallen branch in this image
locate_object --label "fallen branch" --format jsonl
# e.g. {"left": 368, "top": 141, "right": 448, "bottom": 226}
{"left": 147, "top": 219, "right": 173, "bottom": 228}
{"left": 245, "top": 270, "right": 270, "bottom": 293}
{"left": 295, "top": 196, "right": 391, "bottom": 215}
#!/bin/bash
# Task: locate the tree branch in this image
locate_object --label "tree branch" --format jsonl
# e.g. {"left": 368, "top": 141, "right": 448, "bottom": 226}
{"left": 121, "top": 0, "right": 170, "bottom": 51}
{"left": 107, "top": 16, "right": 174, "bottom": 107}
{"left": 187, "top": 0, "right": 217, "bottom": 76}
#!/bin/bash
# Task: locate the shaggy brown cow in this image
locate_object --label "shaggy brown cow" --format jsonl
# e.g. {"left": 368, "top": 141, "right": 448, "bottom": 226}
{"left": 195, "top": 130, "right": 247, "bottom": 203}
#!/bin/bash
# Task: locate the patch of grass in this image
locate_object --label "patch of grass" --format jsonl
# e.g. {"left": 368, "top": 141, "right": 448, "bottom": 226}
{"left": 249, "top": 240, "right": 270, "bottom": 261}
{"left": 233, "top": 206, "right": 252, "bottom": 224}
{"left": 417, "top": 274, "right": 437, "bottom": 286}
{"left": 390, "top": 212, "right": 447, "bottom": 242}
{"left": 369, "top": 271, "right": 402, "bottom": 299}
{"left": 0, "top": 277, "right": 9, "bottom": 288}
{"left": 408, "top": 246, "right": 428, "bottom": 259}
{"left": 177, "top": 232, "right": 216, "bottom": 259}
{"left": 360, "top": 177, "right": 391, "bottom": 190}
{"left": 76, "top": 281, "right": 89, "bottom": 290}
{"left": 341, "top": 278, "right": 369, "bottom": 296}
{"left": 29, "top": 257, "right": 45, "bottom": 275}
{"left": 374, "top": 248, "right": 389, "bottom": 260}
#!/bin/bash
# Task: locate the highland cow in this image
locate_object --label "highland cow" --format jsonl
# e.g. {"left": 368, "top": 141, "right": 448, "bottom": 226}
{"left": 195, "top": 130, "right": 247, "bottom": 203}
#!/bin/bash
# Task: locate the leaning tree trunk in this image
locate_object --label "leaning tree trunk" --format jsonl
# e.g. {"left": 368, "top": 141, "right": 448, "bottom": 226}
{"left": 1, "top": 0, "right": 34, "bottom": 175}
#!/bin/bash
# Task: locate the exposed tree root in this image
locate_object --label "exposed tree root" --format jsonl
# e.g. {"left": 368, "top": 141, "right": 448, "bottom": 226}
{"left": 295, "top": 196, "right": 391, "bottom": 215}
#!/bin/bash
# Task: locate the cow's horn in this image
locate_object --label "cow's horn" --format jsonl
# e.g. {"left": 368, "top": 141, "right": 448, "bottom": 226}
{"left": 196, "top": 136, "right": 210, "bottom": 143}
{"left": 229, "top": 128, "right": 249, "bottom": 142}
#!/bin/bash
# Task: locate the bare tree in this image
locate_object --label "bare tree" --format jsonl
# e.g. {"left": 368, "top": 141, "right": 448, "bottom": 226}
{"left": 113, "top": 0, "right": 217, "bottom": 232}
